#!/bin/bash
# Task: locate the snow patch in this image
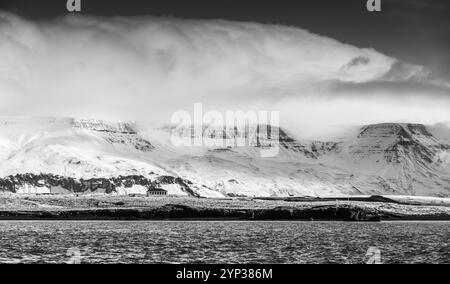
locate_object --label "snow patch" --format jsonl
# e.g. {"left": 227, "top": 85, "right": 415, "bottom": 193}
{"left": 160, "top": 184, "right": 189, "bottom": 196}
{"left": 115, "top": 185, "right": 148, "bottom": 195}
{"left": 16, "top": 185, "right": 51, "bottom": 194}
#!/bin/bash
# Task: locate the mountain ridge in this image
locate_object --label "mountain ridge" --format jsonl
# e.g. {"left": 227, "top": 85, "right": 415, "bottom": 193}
{"left": 0, "top": 117, "right": 449, "bottom": 198}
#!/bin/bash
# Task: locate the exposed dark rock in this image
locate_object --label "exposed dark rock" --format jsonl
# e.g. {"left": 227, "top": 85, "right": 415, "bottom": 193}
{"left": 154, "top": 176, "right": 200, "bottom": 197}
{"left": 0, "top": 173, "right": 198, "bottom": 196}
{"left": 0, "top": 204, "right": 389, "bottom": 221}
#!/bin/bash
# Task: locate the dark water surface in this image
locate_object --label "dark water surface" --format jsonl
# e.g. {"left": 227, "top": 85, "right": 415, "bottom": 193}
{"left": 0, "top": 221, "right": 448, "bottom": 264}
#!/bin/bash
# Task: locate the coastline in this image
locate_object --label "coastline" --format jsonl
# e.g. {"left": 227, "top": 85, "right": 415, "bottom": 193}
{"left": 1, "top": 194, "right": 450, "bottom": 221}
{"left": 1, "top": 209, "right": 450, "bottom": 221}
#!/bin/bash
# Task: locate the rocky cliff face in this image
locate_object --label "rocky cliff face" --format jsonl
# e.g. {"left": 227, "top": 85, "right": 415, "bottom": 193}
{"left": 73, "top": 119, "right": 154, "bottom": 152}
{"left": 354, "top": 123, "right": 447, "bottom": 163}
{"left": 330, "top": 123, "right": 450, "bottom": 196}
{"left": 168, "top": 124, "right": 338, "bottom": 158}
{"left": 72, "top": 119, "right": 137, "bottom": 134}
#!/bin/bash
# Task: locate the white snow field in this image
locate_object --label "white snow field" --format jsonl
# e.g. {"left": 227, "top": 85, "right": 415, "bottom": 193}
{"left": 0, "top": 117, "right": 449, "bottom": 198}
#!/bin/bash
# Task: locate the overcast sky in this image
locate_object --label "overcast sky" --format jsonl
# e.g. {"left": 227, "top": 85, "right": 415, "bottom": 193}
{"left": 0, "top": 0, "right": 449, "bottom": 138}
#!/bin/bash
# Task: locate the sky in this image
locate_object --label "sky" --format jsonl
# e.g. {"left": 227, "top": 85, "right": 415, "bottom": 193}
{"left": 0, "top": 0, "right": 449, "bottom": 138}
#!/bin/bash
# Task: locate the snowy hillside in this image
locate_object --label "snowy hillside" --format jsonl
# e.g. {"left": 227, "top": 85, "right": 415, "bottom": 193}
{"left": 324, "top": 123, "right": 450, "bottom": 197}
{"left": 0, "top": 117, "right": 449, "bottom": 197}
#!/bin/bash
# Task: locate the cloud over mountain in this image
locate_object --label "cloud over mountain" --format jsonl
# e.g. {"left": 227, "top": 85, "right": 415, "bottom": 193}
{"left": 0, "top": 11, "right": 449, "bottom": 139}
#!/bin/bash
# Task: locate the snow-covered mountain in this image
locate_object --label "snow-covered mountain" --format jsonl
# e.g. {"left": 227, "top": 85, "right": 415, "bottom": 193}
{"left": 0, "top": 117, "right": 449, "bottom": 197}
{"left": 324, "top": 123, "right": 450, "bottom": 197}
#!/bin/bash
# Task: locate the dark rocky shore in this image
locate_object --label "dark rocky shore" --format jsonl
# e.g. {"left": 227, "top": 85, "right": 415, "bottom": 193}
{"left": 1, "top": 193, "right": 450, "bottom": 221}
{"left": 1, "top": 202, "right": 449, "bottom": 221}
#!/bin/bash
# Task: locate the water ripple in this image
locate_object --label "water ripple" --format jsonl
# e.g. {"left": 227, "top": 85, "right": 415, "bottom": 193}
{"left": 0, "top": 221, "right": 448, "bottom": 264}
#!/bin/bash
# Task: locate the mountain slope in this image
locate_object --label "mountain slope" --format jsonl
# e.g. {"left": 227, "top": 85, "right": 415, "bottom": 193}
{"left": 0, "top": 117, "right": 449, "bottom": 197}
{"left": 325, "top": 123, "right": 450, "bottom": 196}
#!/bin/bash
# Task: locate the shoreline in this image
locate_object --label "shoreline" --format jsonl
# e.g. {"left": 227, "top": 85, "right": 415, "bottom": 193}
{"left": 2, "top": 219, "right": 449, "bottom": 222}
{"left": 1, "top": 216, "right": 450, "bottom": 221}
{"left": 1, "top": 194, "right": 450, "bottom": 221}
{"left": 1, "top": 205, "right": 450, "bottom": 222}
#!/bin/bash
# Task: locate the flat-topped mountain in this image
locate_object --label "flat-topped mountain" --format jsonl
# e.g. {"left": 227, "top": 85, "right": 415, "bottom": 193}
{"left": 0, "top": 118, "right": 449, "bottom": 197}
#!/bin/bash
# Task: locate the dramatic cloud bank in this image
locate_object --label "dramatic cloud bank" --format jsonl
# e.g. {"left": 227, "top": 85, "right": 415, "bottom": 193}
{"left": 0, "top": 12, "right": 449, "bottom": 139}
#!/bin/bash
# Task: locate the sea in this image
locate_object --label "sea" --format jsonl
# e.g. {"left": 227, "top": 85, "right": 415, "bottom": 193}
{"left": 0, "top": 221, "right": 448, "bottom": 264}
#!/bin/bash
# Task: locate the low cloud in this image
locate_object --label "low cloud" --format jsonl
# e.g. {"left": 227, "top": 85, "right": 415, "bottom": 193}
{"left": 0, "top": 12, "right": 449, "bottom": 139}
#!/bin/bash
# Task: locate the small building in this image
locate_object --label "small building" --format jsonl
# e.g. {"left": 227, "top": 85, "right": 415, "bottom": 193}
{"left": 147, "top": 188, "right": 168, "bottom": 197}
